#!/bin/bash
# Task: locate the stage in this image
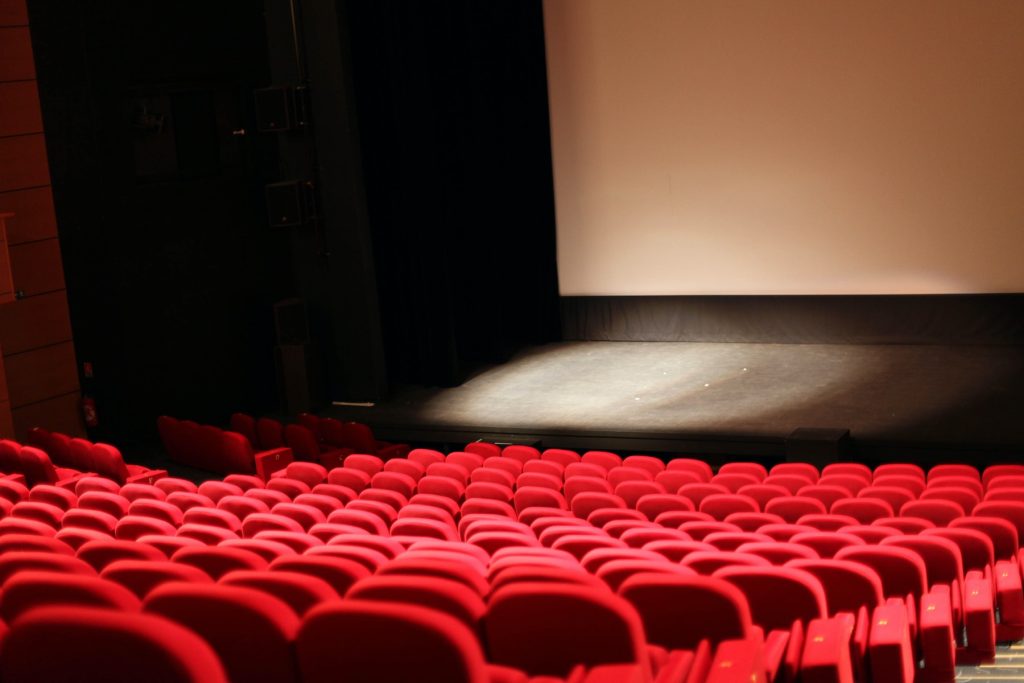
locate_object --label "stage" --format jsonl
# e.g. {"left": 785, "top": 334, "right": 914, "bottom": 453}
{"left": 324, "top": 341, "right": 1024, "bottom": 465}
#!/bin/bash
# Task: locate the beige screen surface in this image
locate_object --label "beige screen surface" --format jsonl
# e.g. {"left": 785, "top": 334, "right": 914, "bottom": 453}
{"left": 544, "top": 0, "right": 1024, "bottom": 295}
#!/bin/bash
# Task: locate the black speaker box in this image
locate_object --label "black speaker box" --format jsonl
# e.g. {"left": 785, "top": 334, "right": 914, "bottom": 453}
{"left": 254, "top": 86, "right": 295, "bottom": 132}
{"left": 275, "top": 343, "right": 323, "bottom": 415}
{"left": 785, "top": 427, "right": 853, "bottom": 468}
{"left": 274, "top": 298, "right": 309, "bottom": 345}
{"left": 266, "top": 180, "right": 308, "bottom": 227}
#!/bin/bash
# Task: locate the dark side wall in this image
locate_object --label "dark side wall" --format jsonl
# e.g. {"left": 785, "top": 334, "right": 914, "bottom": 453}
{"left": 25, "top": 0, "right": 561, "bottom": 446}
{"left": 0, "top": 0, "right": 84, "bottom": 440}
{"left": 343, "top": 0, "right": 562, "bottom": 387}
{"left": 263, "top": 0, "right": 561, "bottom": 390}
{"left": 28, "top": 0, "right": 290, "bottom": 445}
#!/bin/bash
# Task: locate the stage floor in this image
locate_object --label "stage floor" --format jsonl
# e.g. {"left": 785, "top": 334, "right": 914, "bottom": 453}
{"left": 326, "top": 341, "right": 1024, "bottom": 461}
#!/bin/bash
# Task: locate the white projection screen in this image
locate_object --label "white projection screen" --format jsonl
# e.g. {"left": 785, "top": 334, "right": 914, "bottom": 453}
{"left": 544, "top": 1, "right": 1024, "bottom": 296}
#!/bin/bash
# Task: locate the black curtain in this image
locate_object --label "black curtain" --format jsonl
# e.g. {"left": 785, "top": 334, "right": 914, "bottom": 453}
{"left": 344, "top": 0, "right": 560, "bottom": 388}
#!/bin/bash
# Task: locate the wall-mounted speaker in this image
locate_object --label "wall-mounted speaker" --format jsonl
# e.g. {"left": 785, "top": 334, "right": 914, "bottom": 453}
{"left": 274, "top": 298, "right": 309, "bottom": 345}
{"left": 785, "top": 427, "right": 853, "bottom": 467}
{"left": 266, "top": 180, "right": 315, "bottom": 227}
{"left": 254, "top": 86, "right": 293, "bottom": 132}
{"left": 275, "top": 343, "right": 323, "bottom": 414}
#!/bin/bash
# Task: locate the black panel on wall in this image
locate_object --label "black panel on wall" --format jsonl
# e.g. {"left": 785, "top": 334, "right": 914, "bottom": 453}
{"left": 562, "top": 295, "right": 1024, "bottom": 346}
{"left": 28, "top": 0, "right": 289, "bottom": 443}
{"left": 344, "top": 0, "right": 561, "bottom": 387}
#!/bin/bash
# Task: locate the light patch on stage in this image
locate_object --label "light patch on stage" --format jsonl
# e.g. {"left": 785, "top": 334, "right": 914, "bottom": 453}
{"left": 403, "top": 341, "right": 1023, "bottom": 444}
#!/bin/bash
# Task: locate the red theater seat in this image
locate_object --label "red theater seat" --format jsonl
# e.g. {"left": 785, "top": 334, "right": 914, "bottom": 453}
{"left": 666, "top": 458, "right": 713, "bottom": 482}
{"left": 0, "top": 606, "right": 228, "bottom": 683}
{"left": 699, "top": 493, "right": 759, "bottom": 520}
{"left": 833, "top": 546, "right": 927, "bottom": 602}
{"left": 831, "top": 498, "right": 893, "bottom": 524}
{"left": 858, "top": 486, "right": 915, "bottom": 513}
{"left": 822, "top": 463, "right": 872, "bottom": 481}
{"left": 77, "top": 539, "right": 166, "bottom": 571}
{"left": 0, "top": 571, "right": 141, "bottom": 622}
{"left": 762, "top": 474, "right": 814, "bottom": 495}
{"left": 770, "top": 463, "right": 819, "bottom": 482}
{"left": 581, "top": 451, "right": 621, "bottom": 471}
{"left": 483, "top": 456, "right": 522, "bottom": 476}
{"left": 27, "top": 484, "right": 77, "bottom": 510}
{"left": 144, "top": 583, "right": 300, "bottom": 683}
{"left": 221, "top": 475, "right": 262, "bottom": 491}
{"left": 177, "top": 523, "right": 239, "bottom": 545}
{"left": 167, "top": 492, "right": 217, "bottom": 512}
{"left": 172, "top": 546, "right": 268, "bottom": 580}
{"left": 714, "top": 565, "right": 827, "bottom": 632}
{"left": 219, "top": 539, "right": 297, "bottom": 563}
{"left": 710, "top": 472, "right": 760, "bottom": 493}
{"left": 325, "top": 467, "right": 370, "bottom": 493}
{"left": 928, "top": 464, "right": 980, "bottom": 483}
{"left": 298, "top": 600, "right": 489, "bottom": 683}
{"left": 797, "top": 484, "right": 853, "bottom": 510}
{"left": 0, "top": 551, "right": 96, "bottom": 583}
{"left": 972, "top": 501, "right": 1024, "bottom": 541}
{"left": 596, "top": 558, "right": 693, "bottom": 592}
{"left": 255, "top": 417, "right": 286, "bottom": 450}
{"left": 818, "top": 474, "right": 868, "bottom": 495}
{"left": 683, "top": 550, "right": 771, "bottom": 574}
{"left": 873, "top": 475, "right": 926, "bottom": 497}
{"left": 718, "top": 462, "right": 767, "bottom": 481}
{"left": 101, "top": 559, "right": 214, "bottom": 598}
{"left": 220, "top": 569, "right": 338, "bottom": 617}
{"left": 738, "top": 541, "right": 819, "bottom": 565}
{"left": 378, "top": 556, "right": 488, "bottom": 595}
{"left": 523, "top": 460, "right": 565, "bottom": 479}
{"left": 901, "top": 499, "right": 965, "bottom": 527}
{"left": 464, "top": 442, "right": 501, "bottom": 459}
{"left": 270, "top": 555, "right": 370, "bottom": 595}
{"left": 0, "top": 533, "right": 74, "bottom": 556}
{"left": 230, "top": 413, "right": 259, "bottom": 447}
{"left": 321, "top": 420, "right": 408, "bottom": 461}
{"left": 787, "top": 559, "right": 884, "bottom": 616}
{"left": 983, "top": 465, "right": 1024, "bottom": 487}
{"left": 619, "top": 573, "right": 753, "bottom": 649}
{"left": 11, "top": 500, "right": 64, "bottom": 528}
{"left": 922, "top": 527, "right": 994, "bottom": 574}
{"left": 347, "top": 574, "right": 487, "bottom": 630}
{"left": 485, "top": 583, "right": 649, "bottom": 678}
{"left": 74, "top": 476, "right": 121, "bottom": 496}
{"left": 408, "top": 448, "right": 447, "bottom": 468}
{"left": 284, "top": 423, "right": 352, "bottom": 466}
{"left": 156, "top": 477, "right": 200, "bottom": 495}
{"left": 765, "top": 496, "right": 827, "bottom": 523}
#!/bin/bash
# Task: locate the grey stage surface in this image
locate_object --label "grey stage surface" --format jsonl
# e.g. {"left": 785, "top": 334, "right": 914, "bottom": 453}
{"left": 327, "top": 342, "right": 1024, "bottom": 461}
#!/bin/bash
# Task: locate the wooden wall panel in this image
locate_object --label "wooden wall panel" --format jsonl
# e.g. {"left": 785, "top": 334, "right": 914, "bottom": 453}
{"left": 0, "top": 9, "right": 85, "bottom": 439}
{"left": 0, "top": 401, "right": 12, "bottom": 438}
{"left": 0, "top": 347, "right": 9, "bottom": 438}
{"left": 0, "top": 237, "right": 10, "bottom": 301}
{"left": 4, "top": 341, "right": 78, "bottom": 408}
{"left": 0, "top": 348, "right": 7, "bottom": 402}
{"left": 10, "top": 392, "right": 82, "bottom": 441}
{"left": 0, "top": 0, "right": 28, "bottom": 27}
{"left": 0, "top": 290, "right": 72, "bottom": 355}
{"left": 0, "top": 134, "right": 49, "bottom": 192}
{"left": 0, "top": 186, "right": 58, "bottom": 244}
{"left": 9, "top": 238, "right": 64, "bottom": 296}
{"left": 0, "top": 81, "right": 42, "bottom": 136}
{"left": 0, "top": 27, "right": 34, "bottom": 80}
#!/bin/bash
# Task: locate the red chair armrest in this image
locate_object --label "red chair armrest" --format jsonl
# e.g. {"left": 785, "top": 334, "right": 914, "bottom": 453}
{"left": 376, "top": 443, "right": 410, "bottom": 461}
{"left": 126, "top": 469, "right": 168, "bottom": 485}
{"left": 318, "top": 447, "right": 353, "bottom": 470}
{"left": 255, "top": 447, "right": 293, "bottom": 481}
